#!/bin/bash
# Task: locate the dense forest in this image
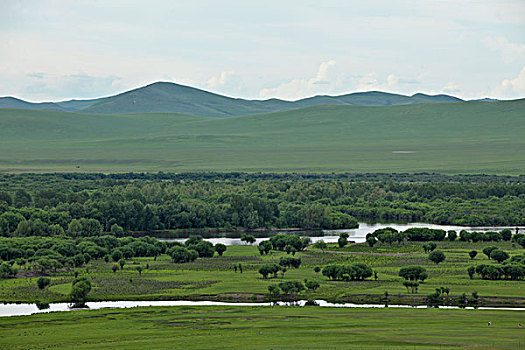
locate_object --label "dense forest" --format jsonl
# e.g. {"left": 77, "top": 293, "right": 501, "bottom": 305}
{"left": 0, "top": 173, "right": 523, "bottom": 238}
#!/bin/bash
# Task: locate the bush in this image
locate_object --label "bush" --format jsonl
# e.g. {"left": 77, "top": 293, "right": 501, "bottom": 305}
{"left": 483, "top": 246, "right": 498, "bottom": 260}
{"left": 322, "top": 263, "right": 372, "bottom": 281}
{"left": 429, "top": 250, "right": 446, "bottom": 264}
{"left": 69, "top": 277, "right": 91, "bottom": 302}
{"left": 469, "top": 250, "right": 478, "bottom": 260}
{"left": 168, "top": 246, "right": 198, "bottom": 263}
{"left": 399, "top": 266, "right": 427, "bottom": 282}
{"left": 490, "top": 249, "right": 509, "bottom": 263}
{"left": 37, "top": 277, "right": 51, "bottom": 290}
{"left": 215, "top": 243, "right": 227, "bottom": 256}
{"left": 259, "top": 264, "right": 280, "bottom": 279}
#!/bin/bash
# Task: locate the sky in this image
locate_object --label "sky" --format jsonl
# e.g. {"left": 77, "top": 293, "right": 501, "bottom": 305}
{"left": 1, "top": 0, "right": 524, "bottom": 102}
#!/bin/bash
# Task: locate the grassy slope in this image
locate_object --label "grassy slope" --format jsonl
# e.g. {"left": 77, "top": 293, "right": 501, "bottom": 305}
{"left": 0, "top": 99, "right": 523, "bottom": 173}
{"left": 82, "top": 82, "right": 462, "bottom": 116}
{"left": 1, "top": 306, "right": 523, "bottom": 349}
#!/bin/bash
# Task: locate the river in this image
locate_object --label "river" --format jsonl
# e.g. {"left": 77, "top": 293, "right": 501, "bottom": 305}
{"left": 159, "top": 222, "right": 523, "bottom": 245}
{"left": 1, "top": 300, "right": 524, "bottom": 317}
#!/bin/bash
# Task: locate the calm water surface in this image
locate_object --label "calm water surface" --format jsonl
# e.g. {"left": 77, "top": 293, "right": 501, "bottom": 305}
{"left": 160, "top": 222, "right": 523, "bottom": 245}
{"left": 2, "top": 300, "right": 524, "bottom": 317}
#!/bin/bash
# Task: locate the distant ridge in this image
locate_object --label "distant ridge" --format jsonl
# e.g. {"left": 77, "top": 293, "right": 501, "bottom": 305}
{"left": 0, "top": 81, "right": 464, "bottom": 117}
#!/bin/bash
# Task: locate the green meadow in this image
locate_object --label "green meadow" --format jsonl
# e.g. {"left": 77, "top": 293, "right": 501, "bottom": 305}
{"left": 0, "top": 99, "right": 524, "bottom": 174}
{"left": 1, "top": 305, "right": 524, "bottom": 349}
{"left": 1, "top": 241, "right": 523, "bottom": 306}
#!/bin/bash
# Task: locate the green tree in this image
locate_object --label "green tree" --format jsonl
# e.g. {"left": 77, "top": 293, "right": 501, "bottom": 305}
{"left": 490, "top": 249, "right": 509, "bottom": 263}
{"left": 304, "top": 279, "right": 320, "bottom": 292}
{"left": 69, "top": 277, "right": 91, "bottom": 302}
{"left": 37, "top": 277, "right": 51, "bottom": 290}
{"left": 240, "top": 234, "right": 256, "bottom": 245}
{"left": 429, "top": 250, "right": 446, "bottom": 264}
{"left": 110, "top": 224, "right": 124, "bottom": 237}
{"left": 483, "top": 246, "right": 498, "bottom": 260}
{"left": 313, "top": 240, "right": 327, "bottom": 251}
{"left": 215, "top": 243, "right": 227, "bottom": 256}
{"left": 468, "top": 250, "right": 478, "bottom": 260}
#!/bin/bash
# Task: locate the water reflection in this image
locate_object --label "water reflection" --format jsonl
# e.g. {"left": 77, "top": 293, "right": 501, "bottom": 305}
{"left": 159, "top": 222, "right": 523, "bottom": 245}
{"left": 1, "top": 300, "right": 523, "bottom": 317}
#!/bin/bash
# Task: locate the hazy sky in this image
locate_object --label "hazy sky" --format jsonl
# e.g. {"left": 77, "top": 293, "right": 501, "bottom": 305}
{"left": 1, "top": 0, "right": 524, "bottom": 101}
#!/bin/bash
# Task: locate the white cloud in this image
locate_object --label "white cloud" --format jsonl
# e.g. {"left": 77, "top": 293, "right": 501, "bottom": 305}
{"left": 206, "top": 71, "right": 245, "bottom": 96}
{"left": 485, "top": 36, "right": 525, "bottom": 64}
{"left": 356, "top": 73, "right": 399, "bottom": 92}
{"left": 259, "top": 60, "right": 337, "bottom": 100}
{"left": 442, "top": 82, "right": 461, "bottom": 94}
{"left": 493, "top": 66, "right": 525, "bottom": 98}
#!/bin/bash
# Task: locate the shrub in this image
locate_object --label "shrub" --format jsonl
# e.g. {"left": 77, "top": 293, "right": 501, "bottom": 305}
{"left": 37, "top": 277, "right": 51, "bottom": 290}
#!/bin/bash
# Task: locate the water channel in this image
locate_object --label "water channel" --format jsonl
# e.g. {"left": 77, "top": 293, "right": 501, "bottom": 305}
{"left": 159, "top": 222, "right": 523, "bottom": 245}
{"left": 1, "top": 300, "right": 524, "bottom": 317}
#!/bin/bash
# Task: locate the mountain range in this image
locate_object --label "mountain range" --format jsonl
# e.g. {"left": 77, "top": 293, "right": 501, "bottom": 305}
{"left": 0, "top": 82, "right": 465, "bottom": 117}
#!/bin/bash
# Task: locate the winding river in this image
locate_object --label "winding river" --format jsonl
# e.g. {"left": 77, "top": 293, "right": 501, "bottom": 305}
{"left": 1, "top": 300, "right": 524, "bottom": 317}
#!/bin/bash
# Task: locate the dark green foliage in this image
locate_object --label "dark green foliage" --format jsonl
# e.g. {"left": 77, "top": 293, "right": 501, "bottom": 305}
{"left": 279, "top": 257, "right": 301, "bottom": 269}
{"left": 467, "top": 266, "right": 475, "bottom": 279}
{"left": 428, "top": 250, "right": 446, "bottom": 264}
{"left": 312, "top": 240, "right": 327, "bottom": 251}
{"left": 278, "top": 281, "right": 305, "bottom": 296}
{"left": 468, "top": 250, "right": 477, "bottom": 260}
{"left": 405, "top": 228, "right": 446, "bottom": 242}
{"left": 0, "top": 174, "right": 522, "bottom": 239}
{"left": 214, "top": 243, "right": 227, "bottom": 256}
{"left": 490, "top": 249, "right": 509, "bottom": 263}
{"left": 398, "top": 266, "right": 427, "bottom": 282}
{"left": 269, "top": 234, "right": 304, "bottom": 252}
{"left": 337, "top": 236, "right": 348, "bottom": 248}
{"left": 0, "top": 262, "right": 18, "bottom": 278}
{"left": 257, "top": 241, "right": 272, "bottom": 255}
{"left": 322, "top": 263, "right": 373, "bottom": 281}
{"left": 304, "top": 279, "right": 320, "bottom": 292}
{"left": 69, "top": 277, "right": 91, "bottom": 302}
{"left": 37, "top": 277, "right": 51, "bottom": 290}
{"left": 168, "top": 246, "right": 198, "bottom": 263}
{"left": 483, "top": 246, "right": 498, "bottom": 260}
{"left": 258, "top": 264, "right": 280, "bottom": 279}
{"left": 240, "top": 234, "right": 256, "bottom": 245}
{"left": 447, "top": 230, "right": 457, "bottom": 241}
{"left": 402, "top": 280, "right": 419, "bottom": 294}
{"left": 111, "top": 249, "right": 123, "bottom": 262}
{"left": 188, "top": 241, "right": 214, "bottom": 258}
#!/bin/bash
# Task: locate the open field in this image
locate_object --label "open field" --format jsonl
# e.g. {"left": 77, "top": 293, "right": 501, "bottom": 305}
{"left": 1, "top": 305, "right": 524, "bottom": 349}
{"left": 1, "top": 240, "right": 523, "bottom": 306}
{"left": 0, "top": 99, "right": 524, "bottom": 174}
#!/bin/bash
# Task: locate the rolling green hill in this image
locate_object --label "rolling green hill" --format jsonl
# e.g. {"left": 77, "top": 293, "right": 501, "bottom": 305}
{"left": 0, "top": 99, "right": 523, "bottom": 174}
{"left": 0, "top": 82, "right": 463, "bottom": 117}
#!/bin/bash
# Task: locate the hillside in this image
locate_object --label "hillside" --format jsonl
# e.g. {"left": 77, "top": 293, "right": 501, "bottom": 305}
{"left": 0, "top": 82, "right": 463, "bottom": 117}
{"left": 0, "top": 99, "right": 523, "bottom": 174}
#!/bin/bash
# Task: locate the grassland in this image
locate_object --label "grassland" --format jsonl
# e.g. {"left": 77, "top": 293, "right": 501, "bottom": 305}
{"left": 0, "top": 99, "right": 524, "bottom": 174}
{"left": 1, "top": 305, "right": 524, "bottom": 349}
{"left": 1, "top": 241, "right": 523, "bottom": 306}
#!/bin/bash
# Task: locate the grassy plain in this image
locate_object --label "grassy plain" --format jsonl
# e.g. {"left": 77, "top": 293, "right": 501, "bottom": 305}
{"left": 1, "top": 241, "right": 523, "bottom": 306}
{"left": 1, "top": 305, "right": 524, "bottom": 349}
{"left": 0, "top": 99, "right": 524, "bottom": 174}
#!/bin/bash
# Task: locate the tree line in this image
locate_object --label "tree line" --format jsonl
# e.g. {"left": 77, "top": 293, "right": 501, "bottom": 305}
{"left": 0, "top": 174, "right": 523, "bottom": 238}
